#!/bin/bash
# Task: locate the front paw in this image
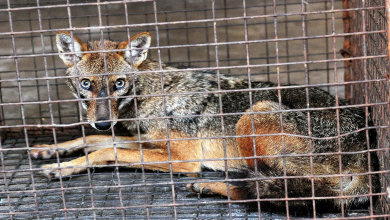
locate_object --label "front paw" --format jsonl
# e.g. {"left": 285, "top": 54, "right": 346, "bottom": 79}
{"left": 41, "top": 162, "right": 77, "bottom": 178}
{"left": 31, "top": 144, "right": 57, "bottom": 159}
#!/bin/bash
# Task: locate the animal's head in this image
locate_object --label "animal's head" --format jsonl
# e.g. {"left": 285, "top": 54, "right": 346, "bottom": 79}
{"left": 56, "top": 31, "right": 151, "bottom": 130}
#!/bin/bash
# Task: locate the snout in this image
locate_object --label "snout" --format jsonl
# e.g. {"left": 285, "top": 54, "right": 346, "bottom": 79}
{"left": 91, "top": 119, "right": 117, "bottom": 131}
{"left": 95, "top": 121, "right": 112, "bottom": 130}
{"left": 88, "top": 87, "right": 118, "bottom": 131}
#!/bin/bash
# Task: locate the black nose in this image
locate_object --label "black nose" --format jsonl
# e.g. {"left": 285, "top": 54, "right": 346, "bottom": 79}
{"left": 95, "top": 122, "right": 111, "bottom": 130}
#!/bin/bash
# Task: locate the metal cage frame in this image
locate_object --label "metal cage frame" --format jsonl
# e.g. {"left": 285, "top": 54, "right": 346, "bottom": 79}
{"left": 0, "top": 0, "right": 389, "bottom": 219}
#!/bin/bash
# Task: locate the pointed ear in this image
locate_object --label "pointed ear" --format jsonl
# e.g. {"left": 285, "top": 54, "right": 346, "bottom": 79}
{"left": 56, "top": 31, "right": 87, "bottom": 67}
{"left": 119, "top": 32, "right": 151, "bottom": 68}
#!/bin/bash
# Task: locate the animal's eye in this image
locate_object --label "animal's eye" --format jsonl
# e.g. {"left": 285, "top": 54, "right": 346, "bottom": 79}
{"left": 80, "top": 79, "right": 91, "bottom": 90}
{"left": 115, "top": 79, "right": 126, "bottom": 90}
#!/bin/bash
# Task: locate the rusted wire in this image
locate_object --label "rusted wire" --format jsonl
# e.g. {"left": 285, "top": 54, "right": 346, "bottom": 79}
{"left": 0, "top": 0, "right": 388, "bottom": 219}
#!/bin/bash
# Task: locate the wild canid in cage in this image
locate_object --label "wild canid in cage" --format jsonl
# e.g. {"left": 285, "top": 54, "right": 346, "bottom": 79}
{"left": 32, "top": 31, "right": 378, "bottom": 208}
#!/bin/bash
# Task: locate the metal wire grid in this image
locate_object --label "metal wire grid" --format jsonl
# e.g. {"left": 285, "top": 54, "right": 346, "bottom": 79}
{"left": 343, "top": 0, "right": 390, "bottom": 216}
{"left": 0, "top": 0, "right": 388, "bottom": 219}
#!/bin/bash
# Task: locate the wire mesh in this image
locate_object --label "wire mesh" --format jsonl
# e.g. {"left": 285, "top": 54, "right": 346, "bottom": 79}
{"left": 343, "top": 0, "right": 390, "bottom": 217}
{"left": 0, "top": 0, "right": 389, "bottom": 219}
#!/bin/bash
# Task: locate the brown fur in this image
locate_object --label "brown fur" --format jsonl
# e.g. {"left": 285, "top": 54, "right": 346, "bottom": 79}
{"left": 32, "top": 31, "right": 378, "bottom": 209}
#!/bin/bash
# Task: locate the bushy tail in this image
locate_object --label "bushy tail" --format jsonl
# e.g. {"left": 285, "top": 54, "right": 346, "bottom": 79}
{"left": 228, "top": 163, "right": 378, "bottom": 209}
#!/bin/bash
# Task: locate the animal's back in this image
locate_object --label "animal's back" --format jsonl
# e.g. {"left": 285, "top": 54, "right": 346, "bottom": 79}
{"left": 126, "top": 68, "right": 366, "bottom": 142}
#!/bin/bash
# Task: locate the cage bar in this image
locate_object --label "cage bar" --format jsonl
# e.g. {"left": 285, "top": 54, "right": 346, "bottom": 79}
{"left": 0, "top": 0, "right": 389, "bottom": 219}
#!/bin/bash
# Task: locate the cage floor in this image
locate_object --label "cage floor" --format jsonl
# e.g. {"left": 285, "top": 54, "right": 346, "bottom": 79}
{"left": 0, "top": 135, "right": 374, "bottom": 220}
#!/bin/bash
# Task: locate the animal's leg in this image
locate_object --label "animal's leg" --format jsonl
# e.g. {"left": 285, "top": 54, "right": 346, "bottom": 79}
{"left": 32, "top": 135, "right": 144, "bottom": 159}
{"left": 40, "top": 138, "right": 202, "bottom": 178}
{"left": 186, "top": 180, "right": 245, "bottom": 200}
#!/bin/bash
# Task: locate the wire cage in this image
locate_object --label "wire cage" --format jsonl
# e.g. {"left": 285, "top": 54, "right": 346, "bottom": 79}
{"left": 344, "top": 0, "right": 390, "bottom": 217}
{"left": 0, "top": 0, "right": 389, "bottom": 219}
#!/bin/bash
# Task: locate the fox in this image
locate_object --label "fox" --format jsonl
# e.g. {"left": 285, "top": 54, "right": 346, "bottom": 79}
{"left": 32, "top": 31, "right": 378, "bottom": 209}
